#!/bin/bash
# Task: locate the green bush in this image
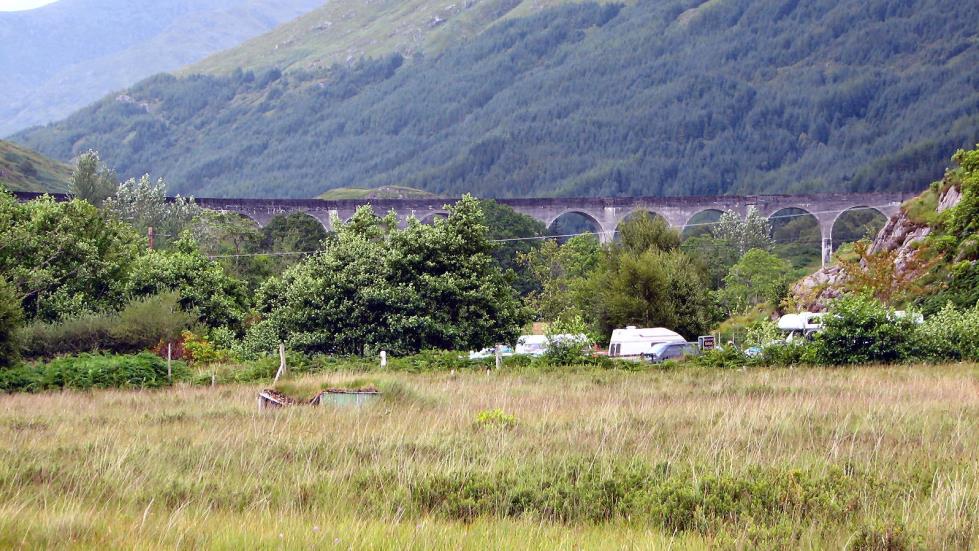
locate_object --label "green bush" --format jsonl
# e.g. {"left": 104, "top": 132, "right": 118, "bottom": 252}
{"left": 110, "top": 293, "right": 195, "bottom": 352}
{"left": 387, "top": 350, "right": 487, "bottom": 372}
{"left": 912, "top": 302, "right": 979, "bottom": 362}
{"left": 0, "top": 365, "right": 41, "bottom": 392}
{"left": 0, "top": 353, "right": 182, "bottom": 393}
{"left": 0, "top": 278, "right": 24, "bottom": 368}
{"left": 18, "top": 311, "right": 114, "bottom": 358}
{"left": 813, "top": 294, "right": 917, "bottom": 365}
{"left": 473, "top": 408, "right": 518, "bottom": 430}
{"left": 696, "top": 346, "right": 750, "bottom": 369}
{"left": 19, "top": 293, "right": 196, "bottom": 359}
{"left": 758, "top": 341, "right": 816, "bottom": 366}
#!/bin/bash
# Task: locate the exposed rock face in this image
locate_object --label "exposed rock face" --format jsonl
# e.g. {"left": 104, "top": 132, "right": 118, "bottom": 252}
{"left": 791, "top": 185, "right": 962, "bottom": 310}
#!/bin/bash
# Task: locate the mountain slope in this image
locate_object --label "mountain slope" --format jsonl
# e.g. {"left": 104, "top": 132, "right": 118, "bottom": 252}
{"left": 185, "top": 0, "right": 587, "bottom": 75}
{"left": 0, "top": 0, "right": 325, "bottom": 135}
{"left": 0, "top": 141, "right": 71, "bottom": 193}
{"left": 12, "top": 0, "right": 979, "bottom": 199}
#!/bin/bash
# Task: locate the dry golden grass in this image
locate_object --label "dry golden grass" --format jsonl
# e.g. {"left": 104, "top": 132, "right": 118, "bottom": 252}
{"left": 0, "top": 364, "right": 977, "bottom": 549}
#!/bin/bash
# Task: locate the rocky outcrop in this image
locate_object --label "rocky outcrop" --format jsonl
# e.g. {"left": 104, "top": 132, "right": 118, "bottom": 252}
{"left": 792, "top": 185, "right": 962, "bottom": 310}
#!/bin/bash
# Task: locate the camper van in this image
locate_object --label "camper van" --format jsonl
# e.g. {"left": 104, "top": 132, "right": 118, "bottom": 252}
{"left": 607, "top": 326, "right": 686, "bottom": 358}
{"left": 777, "top": 312, "right": 824, "bottom": 340}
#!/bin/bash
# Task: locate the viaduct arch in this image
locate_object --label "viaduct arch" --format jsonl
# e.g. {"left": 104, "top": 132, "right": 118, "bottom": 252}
{"left": 13, "top": 191, "right": 916, "bottom": 266}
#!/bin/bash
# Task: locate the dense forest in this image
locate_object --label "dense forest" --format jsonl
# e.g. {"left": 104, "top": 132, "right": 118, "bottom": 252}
{"left": 12, "top": 0, "right": 979, "bottom": 199}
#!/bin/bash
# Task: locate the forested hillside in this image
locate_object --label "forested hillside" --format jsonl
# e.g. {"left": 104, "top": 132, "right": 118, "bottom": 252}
{"left": 0, "top": 0, "right": 324, "bottom": 135}
{"left": 12, "top": 0, "right": 979, "bottom": 198}
{"left": 185, "top": 0, "right": 581, "bottom": 75}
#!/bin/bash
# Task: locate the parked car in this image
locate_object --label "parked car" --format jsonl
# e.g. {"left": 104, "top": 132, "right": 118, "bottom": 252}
{"left": 642, "top": 341, "right": 701, "bottom": 363}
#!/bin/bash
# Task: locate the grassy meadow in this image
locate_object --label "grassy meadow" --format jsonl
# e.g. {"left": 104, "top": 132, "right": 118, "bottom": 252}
{"left": 1, "top": 364, "right": 977, "bottom": 549}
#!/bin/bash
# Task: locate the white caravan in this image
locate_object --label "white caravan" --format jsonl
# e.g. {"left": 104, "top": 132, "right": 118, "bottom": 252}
{"left": 607, "top": 326, "right": 685, "bottom": 358}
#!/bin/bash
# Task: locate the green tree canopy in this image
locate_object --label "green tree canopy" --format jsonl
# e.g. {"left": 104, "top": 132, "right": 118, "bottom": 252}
{"left": 0, "top": 191, "right": 142, "bottom": 321}
{"left": 244, "top": 195, "right": 525, "bottom": 356}
{"left": 478, "top": 199, "right": 547, "bottom": 296}
{"left": 0, "top": 278, "right": 23, "bottom": 368}
{"left": 127, "top": 233, "right": 249, "bottom": 331}
{"left": 616, "top": 212, "right": 680, "bottom": 254}
{"left": 103, "top": 174, "right": 200, "bottom": 248}
{"left": 582, "top": 247, "right": 714, "bottom": 340}
{"left": 711, "top": 207, "right": 774, "bottom": 256}
{"left": 68, "top": 150, "right": 117, "bottom": 208}
{"left": 717, "top": 248, "right": 792, "bottom": 315}
{"left": 520, "top": 234, "right": 601, "bottom": 321}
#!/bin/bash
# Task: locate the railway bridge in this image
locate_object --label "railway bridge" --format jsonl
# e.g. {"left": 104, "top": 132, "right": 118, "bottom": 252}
{"left": 14, "top": 191, "right": 917, "bottom": 266}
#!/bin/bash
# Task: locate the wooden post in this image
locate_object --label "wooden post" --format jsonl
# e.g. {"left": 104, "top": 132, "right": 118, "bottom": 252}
{"left": 274, "top": 343, "right": 287, "bottom": 383}
{"left": 495, "top": 344, "right": 502, "bottom": 370}
{"left": 380, "top": 350, "right": 387, "bottom": 368}
{"left": 147, "top": 226, "right": 155, "bottom": 250}
{"left": 167, "top": 343, "right": 173, "bottom": 382}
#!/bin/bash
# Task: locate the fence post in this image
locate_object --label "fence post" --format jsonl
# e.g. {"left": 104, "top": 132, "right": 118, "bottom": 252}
{"left": 274, "top": 343, "right": 287, "bottom": 383}
{"left": 495, "top": 344, "right": 502, "bottom": 370}
{"left": 167, "top": 343, "right": 173, "bottom": 382}
{"left": 380, "top": 350, "right": 387, "bottom": 368}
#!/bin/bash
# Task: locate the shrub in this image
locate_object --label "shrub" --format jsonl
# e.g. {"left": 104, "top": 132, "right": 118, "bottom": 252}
{"left": 814, "top": 294, "right": 917, "bottom": 365}
{"left": 0, "top": 353, "right": 180, "bottom": 393}
{"left": 387, "top": 350, "right": 485, "bottom": 372}
{"left": 0, "top": 365, "right": 41, "bottom": 392}
{"left": 696, "top": 345, "right": 750, "bottom": 369}
{"left": 110, "top": 293, "right": 196, "bottom": 352}
{"left": 849, "top": 522, "right": 921, "bottom": 551}
{"left": 19, "top": 312, "right": 114, "bottom": 358}
{"left": 18, "top": 293, "right": 197, "bottom": 358}
{"left": 396, "top": 460, "right": 871, "bottom": 530}
{"left": 542, "top": 312, "right": 594, "bottom": 365}
{"left": 473, "top": 408, "right": 518, "bottom": 429}
{"left": 758, "top": 341, "right": 816, "bottom": 366}
{"left": 0, "top": 278, "right": 24, "bottom": 368}
{"left": 912, "top": 302, "right": 979, "bottom": 362}
{"left": 182, "top": 330, "right": 230, "bottom": 365}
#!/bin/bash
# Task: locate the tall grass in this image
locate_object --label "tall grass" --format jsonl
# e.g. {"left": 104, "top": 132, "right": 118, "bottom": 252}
{"left": 0, "top": 365, "right": 976, "bottom": 548}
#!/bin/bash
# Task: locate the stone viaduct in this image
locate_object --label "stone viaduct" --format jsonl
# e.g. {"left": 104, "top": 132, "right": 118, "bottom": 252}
{"left": 13, "top": 191, "right": 918, "bottom": 266}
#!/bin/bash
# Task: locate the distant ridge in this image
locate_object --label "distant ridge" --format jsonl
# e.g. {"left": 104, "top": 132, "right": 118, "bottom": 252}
{"left": 0, "top": 0, "right": 325, "bottom": 135}
{"left": 0, "top": 141, "right": 71, "bottom": 193}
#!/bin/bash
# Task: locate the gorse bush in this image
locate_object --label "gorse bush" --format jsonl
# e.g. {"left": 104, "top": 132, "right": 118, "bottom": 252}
{"left": 18, "top": 293, "right": 197, "bottom": 359}
{"left": 0, "top": 353, "right": 181, "bottom": 393}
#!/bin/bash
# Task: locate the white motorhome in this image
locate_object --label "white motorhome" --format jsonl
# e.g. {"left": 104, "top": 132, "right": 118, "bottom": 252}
{"left": 607, "top": 326, "right": 685, "bottom": 358}
{"left": 777, "top": 312, "right": 824, "bottom": 340}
